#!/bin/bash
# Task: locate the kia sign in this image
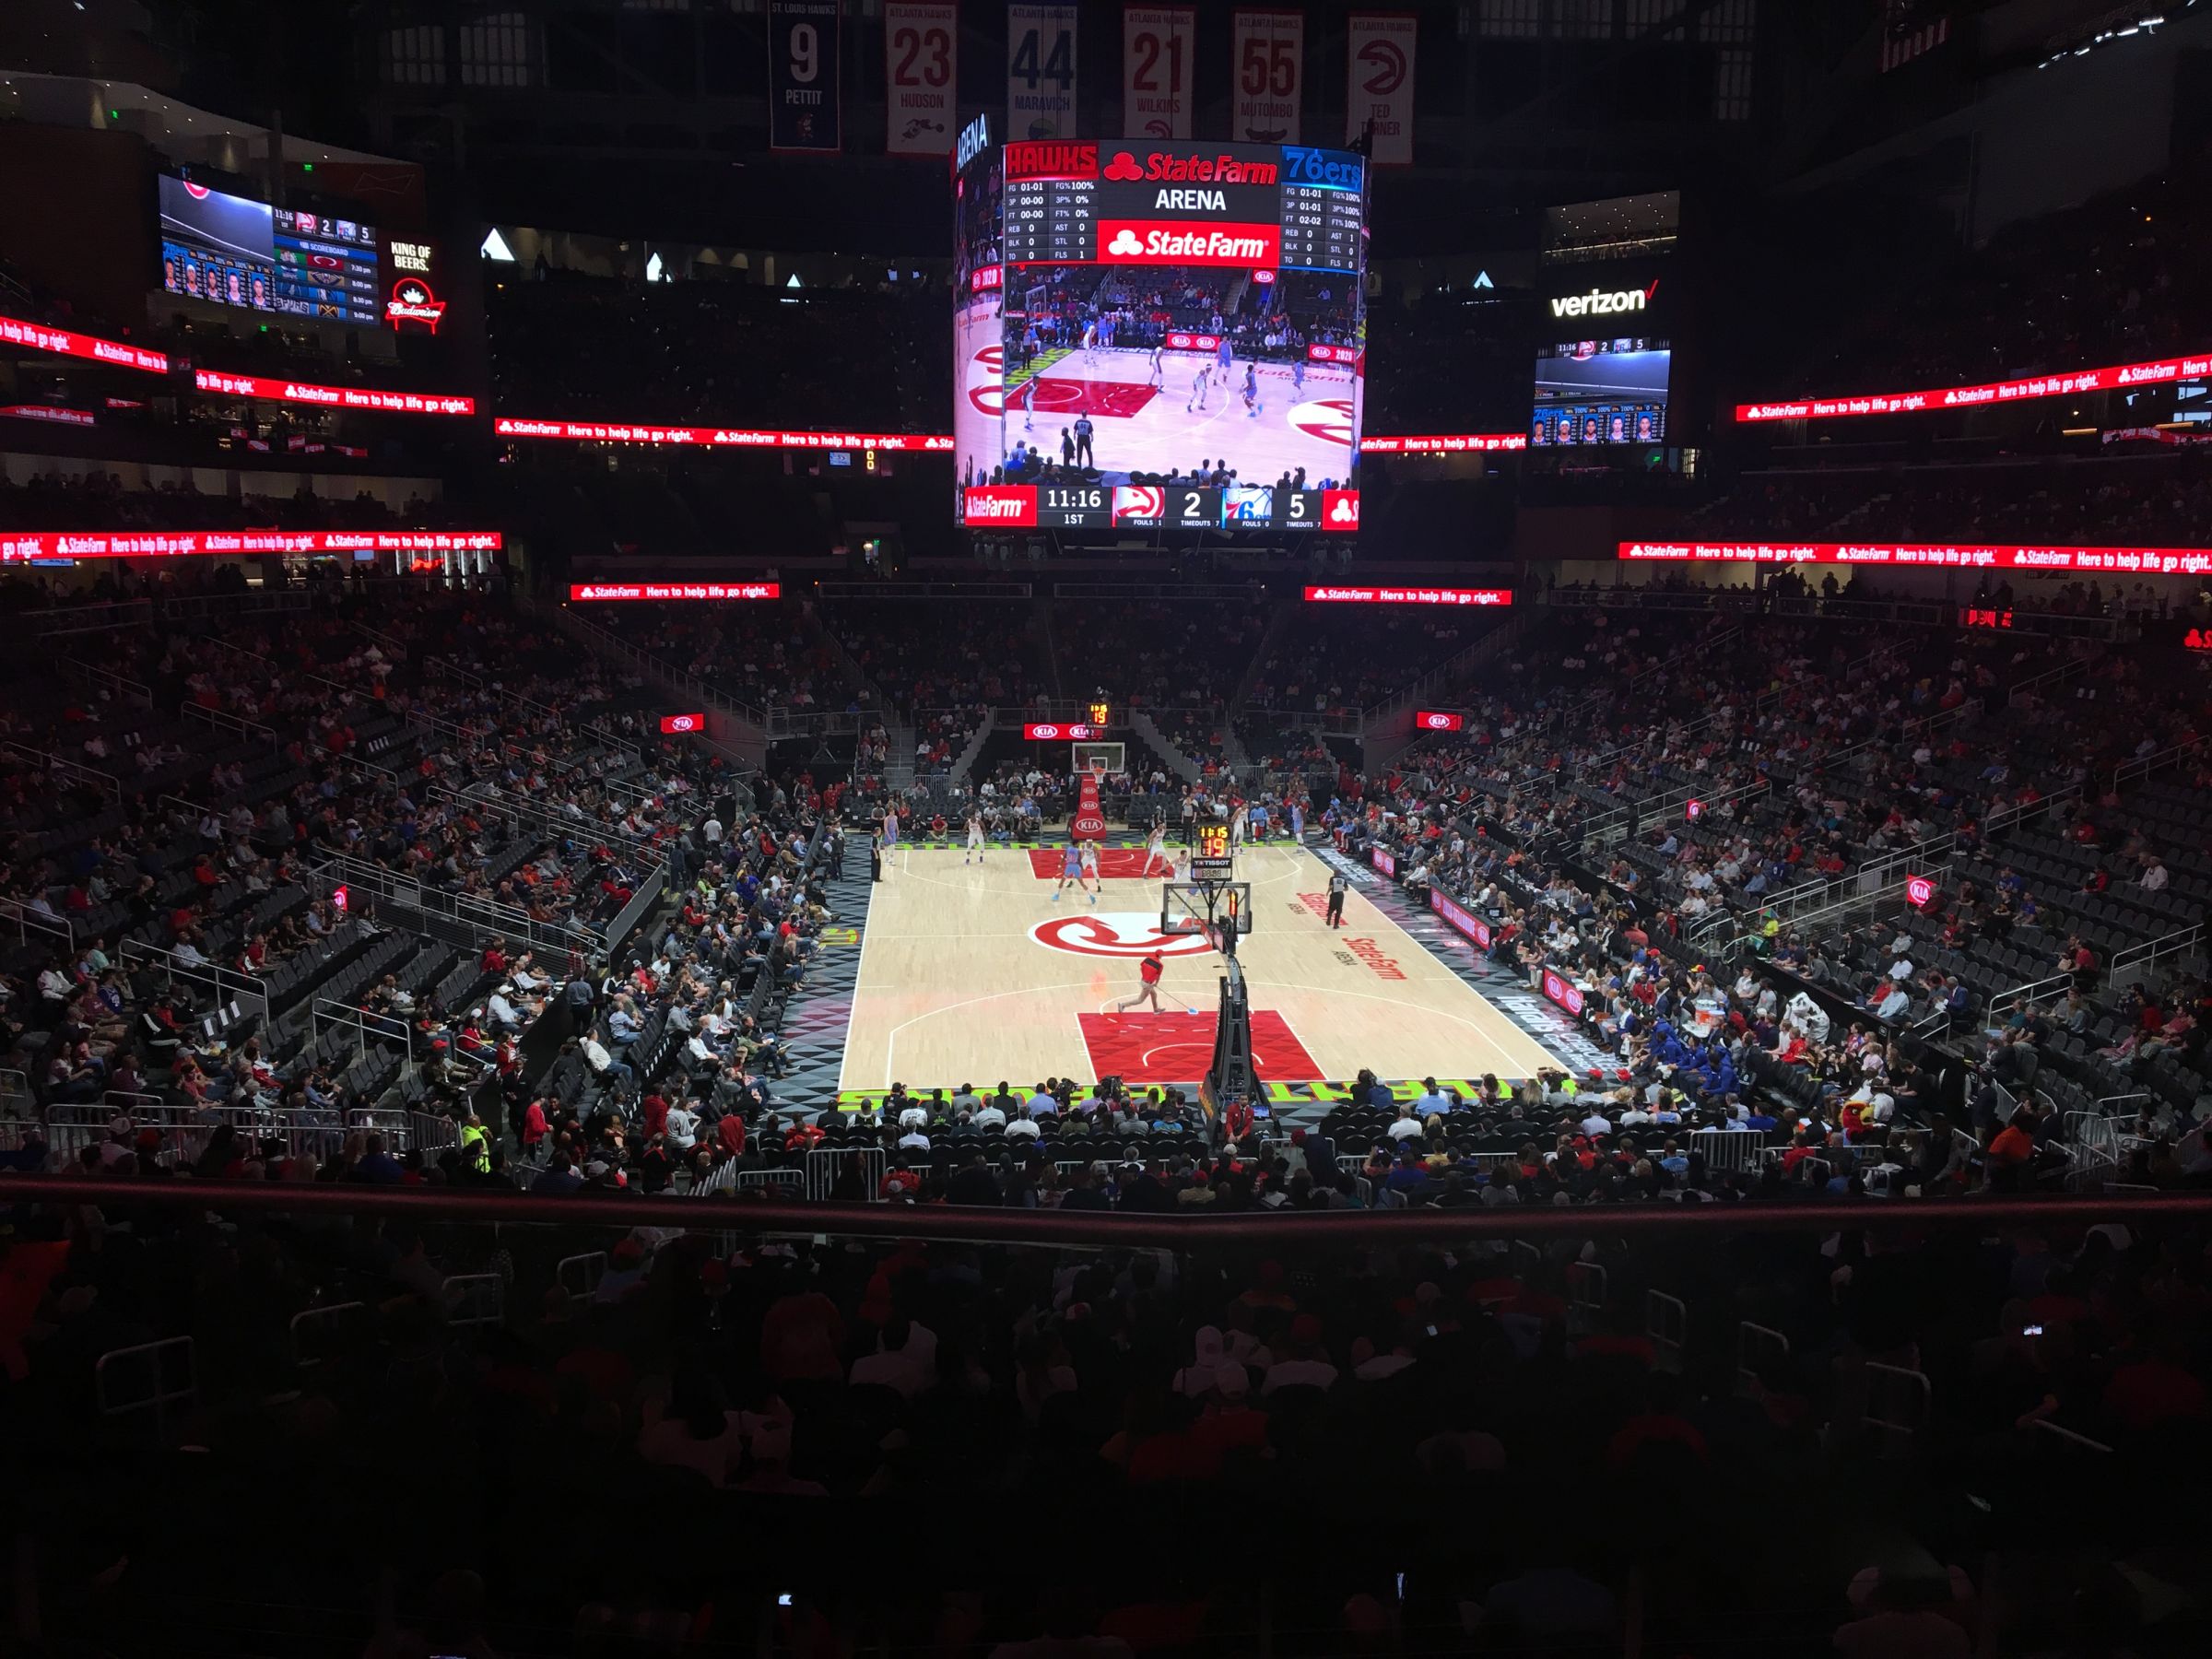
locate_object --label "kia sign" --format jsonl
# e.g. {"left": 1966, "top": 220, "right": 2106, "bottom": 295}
{"left": 1022, "top": 723, "right": 1103, "bottom": 740}
{"left": 1358, "top": 432, "right": 1527, "bottom": 453}
{"left": 0, "top": 529, "right": 500, "bottom": 563}
{"left": 194, "top": 371, "right": 475, "bottom": 417}
{"left": 0, "top": 312, "right": 168, "bottom": 374}
{"left": 568, "top": 582, "right": 781, "bottom": 602}
{"left": 1429, "top": 888, "right": 1491, "bottom": 948}
{"left": 1905, "top": 875, "right": 1936, "bottom": 910}
{"left": 1619, "top": 540, "right": 2212, "bottom": 575}
{"left": 1413, "top": 710, "right": 1465, "bottom": 732}
{"left": 331, "top": 886, "right": 348, "bottom": 913}
{"left": 1685, "top": 799, "right": 1704, "bottom": 821}
{"left": 499, "top": 418, "right": 954, "bottom": 453}
{"left": 1736, "top": 348, "right": 2212, "bottom": 423}
{"left": 659, "top": 712, "right": 707, "bottom": 734}
{"left": 1304, "top": 585, "right": 1512, "bottom": 606}
{"left": 1370, "top": 846, "right": 1396, "bottom": 878}
{"left": 1541, "top": 970, "right": 1585, "bottom": 1018}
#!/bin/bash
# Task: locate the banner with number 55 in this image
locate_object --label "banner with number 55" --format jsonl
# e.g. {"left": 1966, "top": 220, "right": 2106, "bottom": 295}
{"left": 885, "top": 2, "right": 957, "bottom": 156}
{"left": 1231, "top": 8, "right": 1303, "bottom": 143}
{"left": 769, "top": 0, "right": 842, "bottom": 154}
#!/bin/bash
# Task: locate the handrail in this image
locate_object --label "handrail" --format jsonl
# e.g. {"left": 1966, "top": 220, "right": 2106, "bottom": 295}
{"left": 62, "top": 656, "right": 154, "bottom": 709}
{"left": 532, "top": 597, "right": 770, "bottom": 731}
{"left": 1993, "top": 921, "right": 2206, "bottom": 1012}
{"left": 119, "top": 936, "right": 272, "bottom": 1018}
{"left": 2, "top": 740, "right": 121, "bottom": 799}
{"left": 0, "top": 1175, "right": 2206, "bottom": 1239}
{"left": 180, "top": 700, "right": 278, "bottom": 748}
{"left": 312, "top": 853, "right": 605, "bottom": 957}
{"left": 0, "top": 897, "right": 72, "bottom": 948}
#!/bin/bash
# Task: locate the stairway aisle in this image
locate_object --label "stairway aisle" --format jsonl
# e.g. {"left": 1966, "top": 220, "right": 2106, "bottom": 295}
{"left": 769, "top": 854, "right": 880, "bottom": 1114}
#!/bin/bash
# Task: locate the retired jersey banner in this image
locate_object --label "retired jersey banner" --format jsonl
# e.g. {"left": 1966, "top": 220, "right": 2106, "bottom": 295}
{"left": 1230, "top": 9, "right": 1303, "bottom": 143}
{"left": 1347, "top": 13, "right": 1418, "bottom": 165}
{"left": 1123, "top": 6, "right": 1195, "bottom": 140}
{"left": 1007, "top": 3, "right": 1078, "bottom": 141}
{"left": 885, "top": 1, "right": 957, "bottom": 155}
{"left": 768, "top": 0, "right": 842, "bottom": 153}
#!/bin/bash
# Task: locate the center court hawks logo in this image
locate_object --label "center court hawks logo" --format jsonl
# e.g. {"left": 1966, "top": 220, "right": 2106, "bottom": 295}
{"left": 1030, "top": 912, "right": 1214, "bottom": 959}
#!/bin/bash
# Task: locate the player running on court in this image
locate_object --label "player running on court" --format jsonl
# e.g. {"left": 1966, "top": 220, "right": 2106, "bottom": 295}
{"left": 1187, "top": 364, "right": 1211, "bottom": 413}
{"left": 964, "top": 810, "right": 986, "bottom": 865}
{"left": 1052, "top": 841, "right": 1094, "bottom": 905}
{"left": 1290, "top": 356, "right": 1307, "bottom": 402}
{"left": 1241, "top": 362, "right": 1261, "bottom": 418}
{"left": 1110, "top": 947, "right": 1188, "bottom": 1015}
{"left": 1140, "top": 818, "right": 1171, "bottom": 878}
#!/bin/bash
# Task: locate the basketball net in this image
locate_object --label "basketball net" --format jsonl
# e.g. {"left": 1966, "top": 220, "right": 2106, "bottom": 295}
{"left": 1071, "top": 759, "right": 1108, "bottom": 841}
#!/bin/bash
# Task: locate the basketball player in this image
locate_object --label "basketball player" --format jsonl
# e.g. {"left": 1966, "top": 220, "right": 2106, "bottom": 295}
{"left": 1290, "top": 800, "right": 1306, "bottom": 843}
{"left": 1241, "top": 362, "right": 1260, "bottom": 418}
{"left": 964, "top": 809, "right": 986, "bottom": 865}
{"left": 1082, "top": 318, "right": 1100, "bottom": 361}
{"left": 1229, "top": 799, "right": 1248, "bottom": 849}
{"left": 1148, "top": 344, "right": 1164, "bottom": 387}
{"left": 1325, "top": 868, "right": 1348, "bottom": 928}
{"left": 1079, "top": 838, "right": 1103, "bottom": 898}
{"left": 881, "top": 806, "right": 900, "bottom": 855}
{"left": 1290, "top": 356, "right": 1307, "bottom": 402}
{"left": 1053, "top": 841, "right": 1089, "bottom": 904}
{"left": 1187, "top": 363, "right": 1212, "bottom": 413}
{"left": 1112, "top": 947, "right": 1185, "bottom": 1015}
{"left": 1141, "top": 818, "right": 1171, "bottom": 878}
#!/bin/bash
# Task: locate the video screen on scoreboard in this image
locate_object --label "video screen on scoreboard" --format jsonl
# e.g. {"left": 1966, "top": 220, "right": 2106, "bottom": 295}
{"left": 159, "top": 175, "right": 382, "bottom": 326}
{"left": 1531, "top": 336, "right": 1671, "bottom": 446}
{"left": 956, "top": 134, "right": 1368, "bottom": 533}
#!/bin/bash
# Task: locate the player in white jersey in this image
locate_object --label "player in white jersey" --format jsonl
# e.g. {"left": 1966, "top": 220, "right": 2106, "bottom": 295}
{"left": 1141, "top": 819, "right": 1171, "bottom": 877}
{"left": 1148, "top": 344, "right": 1164, "bottom": 387}
{"left": 1079, "top": 839, "right": 1102, "bottom": 896}
{"left": 964, "top": 811, "right": 985, "bottom": 865}
{"left": 1229, "top": 801, "right": 1248, "bottom": 848}
{"left": 1083, "top": 320, "right": 1100, "bottom": 360}
{"left": 1187, "top": 366, "right": 1210, "bottom": 413}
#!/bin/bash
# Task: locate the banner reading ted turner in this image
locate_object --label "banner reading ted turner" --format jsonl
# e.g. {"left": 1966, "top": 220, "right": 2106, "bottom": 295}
{"left": 769, "top": 0, "right": 842, "bottom": 153}
{"left": 1346, "top": 13, "right": 1418, "bottom": 166}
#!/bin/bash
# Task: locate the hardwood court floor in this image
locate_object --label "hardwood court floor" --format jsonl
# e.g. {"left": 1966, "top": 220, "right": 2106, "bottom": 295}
{"left": 838, "top": 842, "right": 1562, "bottom": 1095}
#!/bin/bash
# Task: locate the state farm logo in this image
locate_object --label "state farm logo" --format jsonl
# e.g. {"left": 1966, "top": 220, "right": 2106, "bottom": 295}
{"left": 1097, "top": 220, "right": 1280, "bottom": 267}
{"left": 1549, "top": 278, "right": 1658, "bottom": 320}
{"left": 1324, "top": 489, "right": 1360, "bottom": 529}
{"left": 963, "top": 485, "right": 1035, "bottom": 524}
{"left": 1102, "top": 149, "right": 1279, "bottom": 185}
{"left": 1030, "top": 912, "right": 1214, "bottom": 959}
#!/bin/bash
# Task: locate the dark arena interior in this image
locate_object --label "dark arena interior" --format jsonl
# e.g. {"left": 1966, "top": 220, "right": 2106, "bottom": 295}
{"left": 7, "top": 2, "right": 2212, "bottom": 1654}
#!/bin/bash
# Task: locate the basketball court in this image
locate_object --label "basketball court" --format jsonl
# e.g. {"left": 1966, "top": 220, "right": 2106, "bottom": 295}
{"left": 837, "top": 838, "right": 1563, "bottom": 1097}
{"left": 963, "top": 335, "right": 1359, "bottom": 488}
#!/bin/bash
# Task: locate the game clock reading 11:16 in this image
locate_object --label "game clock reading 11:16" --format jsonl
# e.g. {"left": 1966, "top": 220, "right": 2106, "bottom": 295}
{"left": 1042, "top": 485, "right": 1104, "bottom": 524}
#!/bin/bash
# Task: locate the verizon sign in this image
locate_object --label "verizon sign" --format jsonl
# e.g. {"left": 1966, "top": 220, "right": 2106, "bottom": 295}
{"left": 1549, "top": 279, "right": 1657, "bottom": 320}
{"left": 1619, "top": 539, "right": 2212, "bottom": 575}
{"left": 497, "top": 418, "right": 952, "bottom": 452}
{"left": 1735, "top": 348, "right": 2212, "bottom": 423}
{"left": 195, "top": 371, "right": 475, "bottom": 416}
{"left": 0, "top": 311, "right": 169, "bottom": 374}
{"left": 569, "top": 583, "right": 781, "bottom": 602}
{"left": 1303, "top": 584, "right": 1511, "bottom": 606}
{"left": 0, "top": 530, "right": 500, "bottom": 563}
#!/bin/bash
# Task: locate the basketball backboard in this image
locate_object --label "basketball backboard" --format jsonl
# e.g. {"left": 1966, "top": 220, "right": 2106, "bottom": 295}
{"left": 1161, "top": 880, "right": 1253, "bottom": 937}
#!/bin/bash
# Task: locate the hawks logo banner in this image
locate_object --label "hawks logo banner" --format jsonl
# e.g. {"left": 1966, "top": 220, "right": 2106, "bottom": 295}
{"left": 1072, "top": 771, "right": 1108, "bottom": 841}
{"left": 1346, "top": 13, "right": 1418, "bottom": 166}
{"left": 1230, "top": 9, "right": 1303, "bottom": 143}
{"left": 1124, "top": 6, "right": 1195, "bottom": 140}
{"left": 769, "top": 0, "right": 842, "bottom": 153}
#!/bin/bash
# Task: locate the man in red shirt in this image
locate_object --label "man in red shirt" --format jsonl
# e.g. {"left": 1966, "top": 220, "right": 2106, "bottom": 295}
{"left": 1112, "top": 949, "right": 1178, "bottom": 1015}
